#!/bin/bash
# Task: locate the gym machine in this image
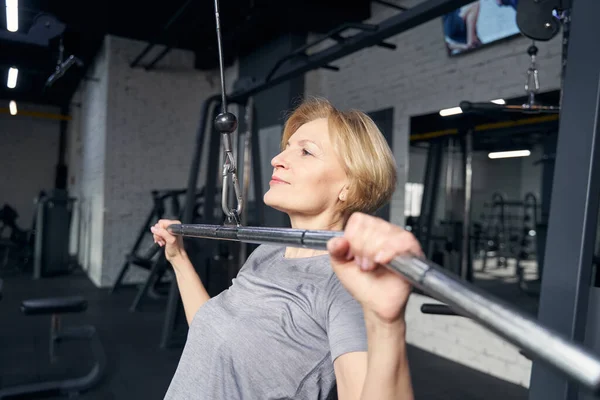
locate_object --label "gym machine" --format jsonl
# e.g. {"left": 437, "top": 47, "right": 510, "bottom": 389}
{"left": 0, "top": 283, "right": 106, "bottom": 399}
{"left": 32, "top": 189, "right": 77, "bottom": 279}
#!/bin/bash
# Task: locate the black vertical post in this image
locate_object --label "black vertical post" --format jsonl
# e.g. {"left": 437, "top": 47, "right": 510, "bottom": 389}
{"left": 55, "top": 105, "right": 69, "bottom": 190}
{"left": 251, "top": 109, "right": 265, "bottom": 225}
{"left": 536, "top": 132, "right": 558, "bottom": 279}
{"left": 160, "top": 95, "right": 218, "bottom": 349}
{"left": 418, "top": 140, "right": 443, "bottom": 257}
{"left": 460, "top": 129, "right": 473, "bottom": 282}
{"left": 528, "top": 0, "right": 600, "bottom": 398}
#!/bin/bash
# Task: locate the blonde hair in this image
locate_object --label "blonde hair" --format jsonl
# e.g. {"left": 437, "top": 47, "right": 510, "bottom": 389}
{"left": 281, "top": 97, "right": 397, "bottom": 222}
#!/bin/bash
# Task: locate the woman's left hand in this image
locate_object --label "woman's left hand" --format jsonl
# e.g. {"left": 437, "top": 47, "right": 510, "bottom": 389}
{"left": 327, "top": 212, "right": 424, "bottom": 324}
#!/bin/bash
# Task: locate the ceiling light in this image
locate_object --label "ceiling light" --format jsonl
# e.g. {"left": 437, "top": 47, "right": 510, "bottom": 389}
{"left": 7, "top": 67, "right": 18, "bottom": 88}
{"left": 488, "top": 150, "right": 531, "bottom": 159}
{"left": 491, "top": 99, "right": 505, "bottom": 105}
{"left": 9, "top": 100, "right": 17, "bottom": 115}
{"left": 5, "top": 0, "right": 18, "bottom": 32}
{"left": 439, "top": 106, "right": 463, "bottom": 117}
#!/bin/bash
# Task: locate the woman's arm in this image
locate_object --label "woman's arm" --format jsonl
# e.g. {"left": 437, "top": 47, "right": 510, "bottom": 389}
{"left": 151, "top": 219, "right": 211, "bottom": 325}
{"left": 361, "top": 313, "right": 413, "bottom": 399}
{"left": 327, "top": 212, "right": 423, "bottom": 400}
{"left": 333, "top": 313, "right": 412, "bottom": 400}
{"left": 169, "top": 253, "right": 211, "bottom": 325}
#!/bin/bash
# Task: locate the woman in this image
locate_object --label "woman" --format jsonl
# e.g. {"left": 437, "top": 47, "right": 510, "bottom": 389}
{"left": 443, "top": 1, "right": 482, "bottom": 53}
{"left": 151, "top": 97, "right": 423, "bottom": 399}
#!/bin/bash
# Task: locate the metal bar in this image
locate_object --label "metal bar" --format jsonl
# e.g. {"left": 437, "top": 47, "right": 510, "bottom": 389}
{"left": 418, "top": 140, "right": 443, "bottom": 257}
{"left": 144, "top": 46, "right": 173, "bottom": 71}
{"left": 529, "top": 0, "right": 600, "bottom": 398}
{"left": 374, "top": 0, "right": 409, "bottom": 11}
{"left": 263, "top": 21, "right": 370, "bottom": 83}
{"left": 410, "top": 114, "right": 559, "bottom": 142}
{"left": 421, "top": 303, "right": 462, "bottom": 316}
{"left": 160, "top": 95, "right": 220, "bottom": 349}
{"left": 229, "top": 0, "right": 475, "bottom": 103}
{"left": 321, "top": 65, "right": 340, "bottom": 72}
{"left": 377, "top": 41, "right": 397, "bottom": 50}
{"left": 166, "top": 222, "right": 600, "bottom": 394}
{"left": 55, "top": 104, "right": 69, "bottom": 189}
{"left": 250, "top": 109, "right": 265, "bottom": 225}
{"left": 460, "top": 101, "right": 560, "bottom": 114}
{"left": 460, "top": 129, "right": 473, "bottom": 282}
{"left": 130, "top": 0, "right": 193, "bottom": 68}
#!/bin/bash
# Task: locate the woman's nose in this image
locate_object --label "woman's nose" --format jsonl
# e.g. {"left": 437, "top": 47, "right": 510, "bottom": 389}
{"left": 271, "top": 151, "right": 288, "bottom": 169}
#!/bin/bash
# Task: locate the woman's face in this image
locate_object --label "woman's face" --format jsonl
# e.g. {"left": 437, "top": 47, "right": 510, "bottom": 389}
{"left": 263, "top": 118, "right": 348, "bottom": 219}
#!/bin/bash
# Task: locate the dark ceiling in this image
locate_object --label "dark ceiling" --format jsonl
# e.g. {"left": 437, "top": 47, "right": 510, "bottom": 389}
{"left": 0, "top": 0, "right": 374, "bottom": 107}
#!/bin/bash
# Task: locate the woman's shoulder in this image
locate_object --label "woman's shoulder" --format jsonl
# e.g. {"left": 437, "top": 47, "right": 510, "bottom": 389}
{"left": 239, "top": 245, "right": 284, "bottom": 269}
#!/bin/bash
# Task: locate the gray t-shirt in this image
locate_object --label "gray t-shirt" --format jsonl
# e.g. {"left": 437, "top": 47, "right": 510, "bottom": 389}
{"left": 163, "top": 244, "right": 368, "bottom": 399}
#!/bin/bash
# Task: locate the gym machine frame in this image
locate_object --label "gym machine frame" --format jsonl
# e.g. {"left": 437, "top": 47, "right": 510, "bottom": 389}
{"left": 160, "top": 0, "right": 600, "bottom": 396}
{"left": 162, "top": 0, "right": 600, "bottom": 398}
{"left": 160, "top": 0, "right": 480, "bottom": 349}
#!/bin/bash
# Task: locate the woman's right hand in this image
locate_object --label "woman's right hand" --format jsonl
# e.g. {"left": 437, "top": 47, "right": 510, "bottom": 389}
{"left": 151, "top": 219, "right": 186, "bottom": 262}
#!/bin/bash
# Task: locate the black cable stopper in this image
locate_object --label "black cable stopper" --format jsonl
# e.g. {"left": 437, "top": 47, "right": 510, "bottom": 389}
{"left": 527, "top": 44, "right": 538, "bottom": 56}
{"left": 215, "top": 111, "right": 238, "bottom": 134}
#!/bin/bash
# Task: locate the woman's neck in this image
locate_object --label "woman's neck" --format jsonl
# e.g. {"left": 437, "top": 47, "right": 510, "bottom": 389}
{"left": 284, "top": 212, "right": 345, "bottom": 259}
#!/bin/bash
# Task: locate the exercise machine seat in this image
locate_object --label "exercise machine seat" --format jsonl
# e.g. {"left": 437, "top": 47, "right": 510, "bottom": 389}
{"left": 0, "top": 293, "right": 106, "bottom": 399}
{"left": 21, "top": 296, "right": 87, "bottom": 315}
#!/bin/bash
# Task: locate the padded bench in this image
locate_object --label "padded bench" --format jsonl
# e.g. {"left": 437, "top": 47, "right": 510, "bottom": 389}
{"left": 21, "top": 296, "right": 87, "bottom": 316}
{"left": 0, "top": 295, "right": 106, "bottom": 400}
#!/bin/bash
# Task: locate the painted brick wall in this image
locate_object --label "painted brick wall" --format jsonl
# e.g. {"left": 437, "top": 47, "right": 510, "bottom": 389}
{"left": 304, "top": 0, "right": 563, "bottom": 387}
{"left": 0, "top": 105, "right": 60, "bottom": 227}
{"left": 305, "top": 0, "right": 562, "bottom": 228}
{"left": 99, "top": 35, "right": 238, "bottom": 287}
{"left": 68, "top": 34, "right": 238, "bottom": 287}
{"left": 67, "top": 38, "right": 110, "bottom": 285}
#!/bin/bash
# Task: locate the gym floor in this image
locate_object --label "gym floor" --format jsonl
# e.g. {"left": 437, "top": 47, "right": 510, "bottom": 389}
{"left": 0, "top": 268, "right": 529, "bottom": 400}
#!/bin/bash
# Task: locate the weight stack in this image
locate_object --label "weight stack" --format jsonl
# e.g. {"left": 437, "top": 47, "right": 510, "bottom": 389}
{"left": 33, "top": 189, "right": 76, "bottom": 279}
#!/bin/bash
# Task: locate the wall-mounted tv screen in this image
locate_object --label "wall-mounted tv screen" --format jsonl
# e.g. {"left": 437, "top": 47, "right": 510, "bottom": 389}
{"left": 442, "top": 0, "right": 520, "bottom": 56}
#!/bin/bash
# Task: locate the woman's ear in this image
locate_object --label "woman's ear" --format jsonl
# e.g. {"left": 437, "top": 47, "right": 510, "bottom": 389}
{"left": 339, "top": 186, "right": 349, "bottom": 202}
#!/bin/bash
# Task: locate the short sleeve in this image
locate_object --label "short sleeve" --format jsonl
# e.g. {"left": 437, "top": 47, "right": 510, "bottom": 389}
{"left": 325, "top": 276, "right": 368, "bottom": 362}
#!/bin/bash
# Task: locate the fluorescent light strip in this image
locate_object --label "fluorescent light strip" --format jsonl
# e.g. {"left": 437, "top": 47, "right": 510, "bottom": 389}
{"left": 9, "top": 100, "right": 17, "bottom": 115}
{"left": 7, "top": 67, "right": 18, "bottom": 88}
{"left": 488, "top": 150, "right": 531, "bottom": 159}
{"left": 6, "top": 0, "right": 18, "bottom": 32}
{"left": 491, "top": 99, "right": 505, "bottom": 105}
{"left": 439, "top": 106, "right": 463, "bottom": 117}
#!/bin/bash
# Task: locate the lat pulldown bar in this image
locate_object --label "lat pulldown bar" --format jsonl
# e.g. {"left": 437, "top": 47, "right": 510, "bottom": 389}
{"left": 167, "top": 222, "right": 600, "bottom": 395}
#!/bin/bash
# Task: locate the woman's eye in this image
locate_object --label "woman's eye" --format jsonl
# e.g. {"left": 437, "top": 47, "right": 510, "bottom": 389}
{"left": 301, "top": 149, "right": 312, "bottom": 156}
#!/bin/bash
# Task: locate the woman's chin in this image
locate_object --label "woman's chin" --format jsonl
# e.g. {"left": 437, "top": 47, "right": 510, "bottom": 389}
{"left": 264, "top": 193, "right": 283, "bottom": 210}
{"left": 264, "top": 195, "right": 295, "bottom": 215}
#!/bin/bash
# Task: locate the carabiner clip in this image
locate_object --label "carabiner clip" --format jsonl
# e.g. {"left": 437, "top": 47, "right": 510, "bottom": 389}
{"left": 222, "top": 151, "right": 243, "bottom": 226}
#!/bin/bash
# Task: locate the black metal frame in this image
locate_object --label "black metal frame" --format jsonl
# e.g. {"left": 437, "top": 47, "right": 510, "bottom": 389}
{"left": 227, "top": 0, "right": 474, "bottom": 104}
{"left": 418, "top": 139, "right": 444, "bottom": 257}
{"left": 129, "top": 0, "right": 193, "bottom": 69}
{"left": 529, "top": 0, "right": 600, "bottom": 398}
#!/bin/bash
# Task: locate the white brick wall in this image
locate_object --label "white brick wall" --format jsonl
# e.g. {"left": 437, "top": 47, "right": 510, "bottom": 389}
{"left": 0, "top": 105, "right": 60, "bottom": 229}
{"left": 305, "top": 0, "right": 562, "bottom": 228}
{"left": 67, "top": 38, "right": 110, "bottom": 285}
{"left": 68, "top": 34, "right": 238, "bottom": 287}
{"left": 305, "top": 0, "right": 563, "bottom": 387}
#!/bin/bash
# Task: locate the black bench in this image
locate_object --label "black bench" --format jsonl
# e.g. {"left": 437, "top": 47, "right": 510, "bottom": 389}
{"left": 0, "top": 294, "right": 106, "bottom": 399}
